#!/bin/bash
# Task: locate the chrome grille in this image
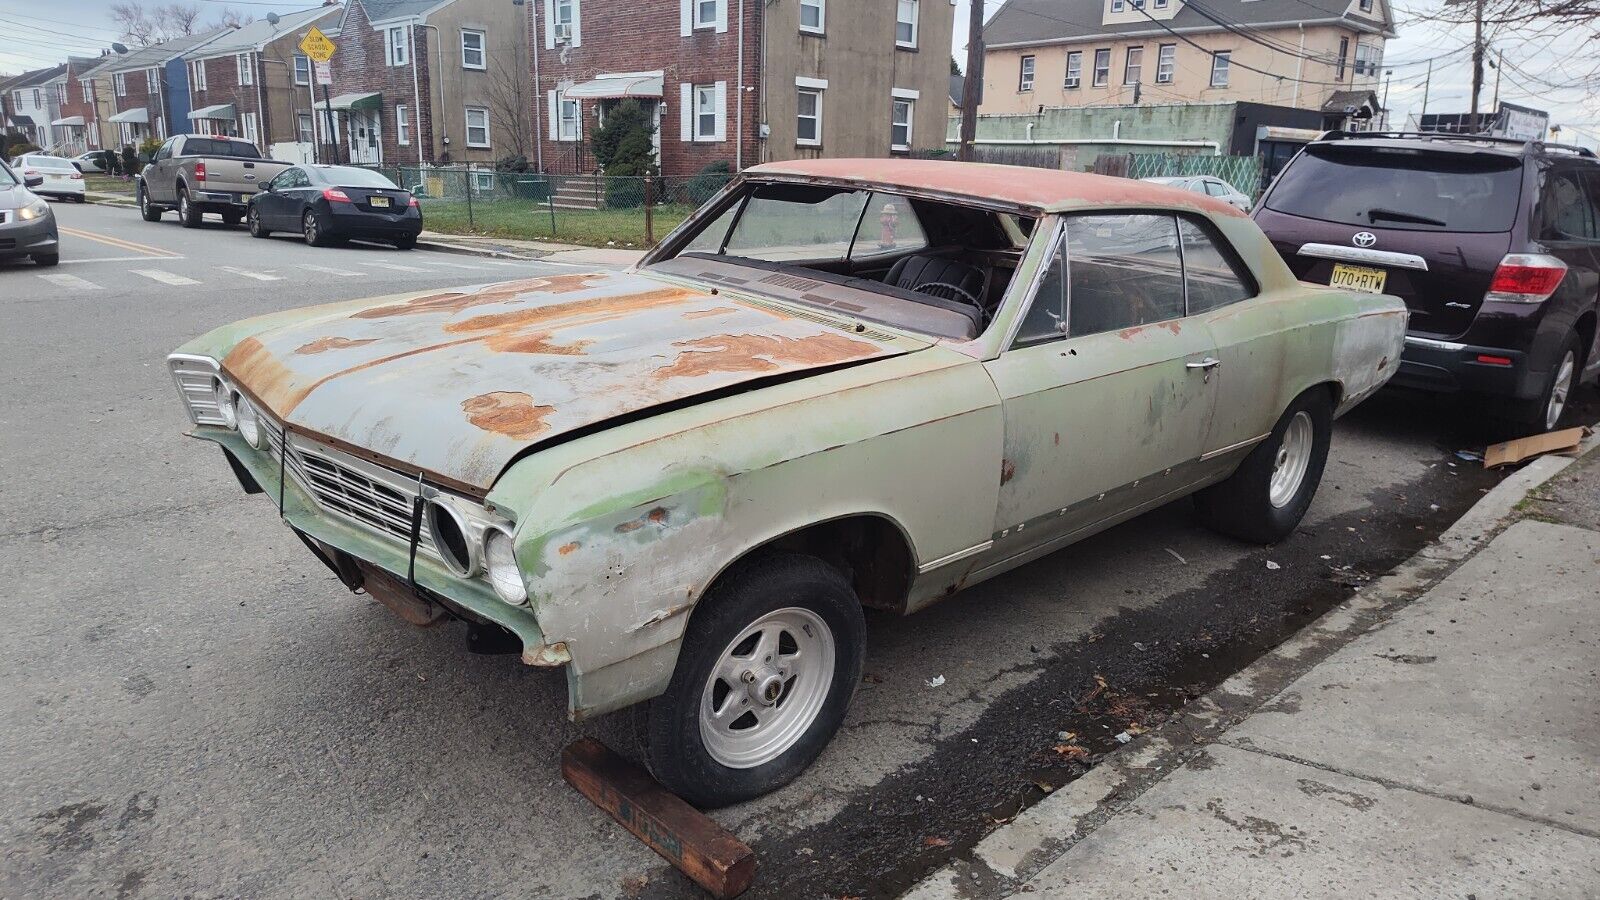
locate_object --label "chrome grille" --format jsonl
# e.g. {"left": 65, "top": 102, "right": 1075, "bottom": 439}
{"left": 265, "top": 425, "right": 436, "bottom": 556}
{"left": 168, "top": 355, "right": 227, "bottom": 426}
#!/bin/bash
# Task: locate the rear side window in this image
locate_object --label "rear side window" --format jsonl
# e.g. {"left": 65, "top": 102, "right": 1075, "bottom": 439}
{"left": 1265, "top": 144, "right": 1524, "bottom": 233}
{"left": 1179, "top": 219, "right": 1254, "bottom": 314}
{"left": 1540, "top": 170, "right": 1600, "bottom": 241}
{"left": 1066, "top": 214, "right": 1185, "bottom": 337}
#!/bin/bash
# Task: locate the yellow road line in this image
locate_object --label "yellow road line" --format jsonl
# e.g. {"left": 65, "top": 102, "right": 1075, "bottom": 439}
{"left": 56, "top": 226, "right": 179, "bottom": 258}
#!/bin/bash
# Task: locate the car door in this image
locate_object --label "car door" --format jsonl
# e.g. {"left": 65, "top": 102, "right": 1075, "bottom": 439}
{"left": 980, "top": 213, "right": 1221, "bottom": 565}
{"left": 145, "top": 138, "right": 177, "bottom": 202}
{"left": 1538, "top": 166, "right": 1600, "bottom": 356}
{"left": 260, "top": 168, "right": 298, "bottom": 227}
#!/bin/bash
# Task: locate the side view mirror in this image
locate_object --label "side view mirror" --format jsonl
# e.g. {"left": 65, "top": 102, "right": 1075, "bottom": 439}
{"left": 24, "top": 174, "right": 43, "bottom": 188}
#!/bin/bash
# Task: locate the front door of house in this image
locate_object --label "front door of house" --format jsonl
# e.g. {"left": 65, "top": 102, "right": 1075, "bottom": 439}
{"left": 347, "top": 109, "right": 381, "bottom": 165}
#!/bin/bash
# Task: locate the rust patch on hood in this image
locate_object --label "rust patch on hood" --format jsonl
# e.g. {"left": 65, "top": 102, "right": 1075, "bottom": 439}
{"left": 482, "top": 331, "right": 593, "bottom": 355}
{"left": 655, "top": 332, "right": 879, "bottom": 380}
{"left": 352, "top": 274, "right": 609, "bottom": 319}
{"left": 444, "top": 288, "right": 698, "bottom": 336}
{"left": 682, "top": 307, "right": 738, "bottom": 319}
{"left": 461, "top": 391, "right": 556, "bottom": 440}
{"left": 296, "top": 336, "right": 376, "bottom": 355}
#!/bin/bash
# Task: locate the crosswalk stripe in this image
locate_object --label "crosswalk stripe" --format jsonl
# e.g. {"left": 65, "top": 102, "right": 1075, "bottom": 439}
{"left": 218, "top": 266, "right": 282, "bottom": 282}
{"left": 361, "top": 261, "right": 429, "bottom": 273}
{"left": 412, "top": 259, "right": 481, "bottom": 269}
{"left": 132, "top": 269, "right": 201, "bottom": 286}
{"left": 299, "top": 264, "right": 362, "bottom": 277}
{"left": 38, "top": 273, "right": 101, "bottom": 290}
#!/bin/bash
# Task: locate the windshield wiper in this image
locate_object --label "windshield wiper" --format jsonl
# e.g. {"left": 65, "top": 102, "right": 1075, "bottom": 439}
{"left": 1366, "top": 207, "right": 1447, "bottom": 227}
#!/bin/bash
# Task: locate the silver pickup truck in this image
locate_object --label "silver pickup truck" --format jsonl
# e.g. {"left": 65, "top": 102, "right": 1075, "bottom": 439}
{"left": 137, "top": 134, "right": 292, "bottom": 228}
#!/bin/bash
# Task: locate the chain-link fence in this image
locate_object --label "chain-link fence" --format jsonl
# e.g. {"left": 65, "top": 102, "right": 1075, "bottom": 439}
{"left": 356, "top": 165, "right": 734, "bottom": 248}
{"left": 1123, "top": 153, "right": 1265, "bottom": 198}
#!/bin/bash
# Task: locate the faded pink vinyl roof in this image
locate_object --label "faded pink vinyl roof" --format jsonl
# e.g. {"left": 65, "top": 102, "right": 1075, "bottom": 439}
{"left": 744, "top": 158, "right": 1246, "bottom": 217}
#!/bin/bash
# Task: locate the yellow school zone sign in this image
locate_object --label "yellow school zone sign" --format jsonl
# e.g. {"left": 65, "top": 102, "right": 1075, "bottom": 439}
{"left": 298, "top": 26, "right": 337, "bottom": 63}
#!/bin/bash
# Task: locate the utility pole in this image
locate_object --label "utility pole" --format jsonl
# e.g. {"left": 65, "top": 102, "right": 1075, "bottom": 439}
{"left": 1421, "top": 58, "right": 1432, "bottom": 121}
{"left": 1469, "top": 0, "right": 1485, "bottom": 131}
{"left": 958, "top": 0, "right": 985, "bottom": 162}
{"left": 1381, "top": 69, "right": 1392, "bottom": 130}
{"left": 1491, "top": 50, "right": 1502, "bottom": 111}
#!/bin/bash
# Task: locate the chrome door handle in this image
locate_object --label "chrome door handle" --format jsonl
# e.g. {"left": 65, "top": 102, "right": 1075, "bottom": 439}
{"left": 1186, "top": 357, "right": 1221, "bottom": 370}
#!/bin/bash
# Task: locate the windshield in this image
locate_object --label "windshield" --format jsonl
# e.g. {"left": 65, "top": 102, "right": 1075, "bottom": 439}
{"left": 0, "top": 163, "right": 17, "bottom": 187}
{"left": 183, "top": 138, "right": 264, "bottom": 158}
{"left": 1265, "top": 144, "right": 1524, "bottom": 232}
{"left": 317, "top": 166, "right": 401, "bottom": 189}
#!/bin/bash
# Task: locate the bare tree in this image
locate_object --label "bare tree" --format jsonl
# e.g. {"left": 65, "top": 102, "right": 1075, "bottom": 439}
{"left": 156, "top": 3, "right": 203, "bottom": 37}
{"left": 481, "top": 62, "right": 532, "bottom": 161}
{"left": 110, "top": 2, "right": 159, "bottom": 45}
{"left": 209, "top": 7, "right": 255, "bottom": 29}
{"left": 1412, "top": 0, "right": 1599, "bottom": 101}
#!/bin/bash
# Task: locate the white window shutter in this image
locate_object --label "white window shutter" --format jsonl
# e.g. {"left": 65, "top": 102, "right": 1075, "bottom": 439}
{"left": 679, "top": 0, "right": 691, "bottom": 36}
{"left": 544, "top": 0, "right": 555, "bottom": 49}
{"left": 715, "top": 0, "right": 727, "bottom": 33}
{"left": 713, "top": 80, "right": 727, "bottom": 141}
{"left": 679, "top": 82, "right": 693, "bottom": 141}
{"left": 548, "top": 90, "right": 558, "bottom": 140}
{"left": 570, "top": 0, "right": 582, "bottom": 46}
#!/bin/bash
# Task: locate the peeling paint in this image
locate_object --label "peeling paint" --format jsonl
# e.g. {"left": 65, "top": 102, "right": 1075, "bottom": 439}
{"left": 461, "top": 392, "right": 556, "bottom": 440}
{"left": 296, "top": 336, "right": 375, "bottom": 355}
{"left": 352, "top": 274, "right": 609, "bottom": 319}
{"left": 655, "top": 333, "right": 879, "bottom": 380}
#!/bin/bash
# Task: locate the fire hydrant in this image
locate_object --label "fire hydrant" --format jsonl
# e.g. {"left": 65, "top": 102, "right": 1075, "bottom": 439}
{"left": 877, "top": 202, "right": 899, "bottom": 251}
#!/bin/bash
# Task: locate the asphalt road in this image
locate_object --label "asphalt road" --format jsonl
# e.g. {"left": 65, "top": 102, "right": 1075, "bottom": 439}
{"left": 1, "top": 199, "right": 1594, "bottom": 899}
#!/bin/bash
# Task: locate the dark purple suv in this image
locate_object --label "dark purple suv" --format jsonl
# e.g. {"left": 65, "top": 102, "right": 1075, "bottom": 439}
{"left": 1254, "top": 132, "right": 1600, "bottom": 431}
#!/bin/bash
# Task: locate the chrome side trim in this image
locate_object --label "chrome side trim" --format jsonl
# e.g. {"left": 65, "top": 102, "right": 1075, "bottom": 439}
{"left": 1199, "top": 432, "right": 1270, "bottom": 462}
{"left": 1297, "top": 242, "right": 1429, "bottom": 272}
{"left": 1404, "top": 335, "right": 1466, "bottom": 351}
{"left": 918, "top": 540, "right": 995, "bottom": 574}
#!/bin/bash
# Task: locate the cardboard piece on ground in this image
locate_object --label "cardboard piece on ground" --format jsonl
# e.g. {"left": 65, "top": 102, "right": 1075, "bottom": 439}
{"left": 1482, "top": 426, "right": 1585, "bottom": 469}
{"left": 561, "top": 738, "right": 756, "bottom": 898}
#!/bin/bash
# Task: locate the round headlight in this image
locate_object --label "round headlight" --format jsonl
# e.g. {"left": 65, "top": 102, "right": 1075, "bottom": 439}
{"left": 235, "top": 394, "right": 265, "bottom": 448}
{"left": 213, "top": 380, "right": 237, "bottom": 429}
{"left": 484, "top": 528, "right": 526, "bottom": 605}
{"left": 425, "top": 500, "right": 474, "bottom": 576}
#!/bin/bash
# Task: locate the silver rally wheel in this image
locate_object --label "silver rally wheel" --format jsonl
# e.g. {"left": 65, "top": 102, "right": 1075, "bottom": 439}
{"left": 1269, "top": 410, "right": 1315, "bottom": 509}
{"left": 1546, "top": 349, "right": 1575, "bottom": 431}
{"left": 698, "top": 607, "right": 836, "bottom": 769}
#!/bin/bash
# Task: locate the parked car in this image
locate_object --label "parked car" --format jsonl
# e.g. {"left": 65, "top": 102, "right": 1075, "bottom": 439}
{"left": 9, "top": 154, "right": 85, "bottom": 202}
{"left": 70, "top": 151, "right": 106, "bottom": 174}
{"left": 167, "top": 160, "right": 1403, "bottom": 806}
{"left": 1142, "top": 175, "right": 1253, "bottom": 212}
{"left": 136, "top": 134, "right": 293, "bottom": 228}
{"left": 1254, "top": 132, "right": 1600, "bottom": 431}
{"left": 0, "top": 159, "right": 59, "bottom": 266}
{"left": 248, "top": 165, "right": 422, "bottom": 249}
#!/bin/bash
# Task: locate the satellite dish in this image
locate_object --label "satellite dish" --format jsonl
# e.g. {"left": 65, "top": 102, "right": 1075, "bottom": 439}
{"left": 111, "top": 42, "right": 129, "bottom": 53}
{"left": 266, "top": 12, "right": 279, "bottom": 24}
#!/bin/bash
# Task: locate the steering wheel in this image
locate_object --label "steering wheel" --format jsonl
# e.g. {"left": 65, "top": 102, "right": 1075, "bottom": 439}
{"left": 915, "top": 280, "right": 982, "bottom": 308}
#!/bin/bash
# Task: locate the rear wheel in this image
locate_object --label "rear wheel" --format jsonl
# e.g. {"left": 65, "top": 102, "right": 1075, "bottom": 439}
{"left": 393, "top": 234, "right": 416, "bottom": 250}
{"left": 643, "top": 552, "right": 864, "bottom": 808}
{"left": 1508, "top": 333, "right": 1580, "bottom": 433}
{"left": 177, "top": 188, "right": 202, "bottom": 228}
{"left": 1195, "top": 389, "right": 1333, "bottom": 544}
{"left": 302, "top": 209, "right": 330, "bottom": 247}
{"left": 246, "top": 206, "right": 269, "bottom": 238}
{"left": 137, "top": 184, "right": 162, "bottom": 222}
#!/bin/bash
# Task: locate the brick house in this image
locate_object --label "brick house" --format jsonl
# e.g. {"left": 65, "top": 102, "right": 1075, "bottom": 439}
{"left": 319, "top": 0, "right": 524, "bottom": 168}
{"left": 95, "top": 30, "right": 228, "bottom": 149}
{"left": 527, "top": 0, "right": 955, "bottom": 179}
{"left": 184, "top": 6, "right": 342, "bottom": 151}
{"left": 47, "top": 57, "right": 103, "bottom": 155}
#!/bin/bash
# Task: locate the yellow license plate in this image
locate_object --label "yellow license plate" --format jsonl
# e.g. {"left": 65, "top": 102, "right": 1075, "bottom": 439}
{"left": 370, "top": 196, "right": 391, "bottom": 208}
{"left": 1329, "top": 263, "right": 1387, "bottom": 293}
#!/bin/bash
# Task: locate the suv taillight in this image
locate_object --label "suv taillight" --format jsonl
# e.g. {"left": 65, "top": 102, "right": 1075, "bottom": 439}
{"left": 1486, "top": 254, "right": 1567, "bottom": 304}
{"left": 194, "top": 161, "right": 206, "bottom": 183}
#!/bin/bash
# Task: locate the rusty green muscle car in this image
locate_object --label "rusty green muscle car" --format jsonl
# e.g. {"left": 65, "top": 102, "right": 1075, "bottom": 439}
{"left": 169, "top": 159, "right": 1404, "bottom": 806}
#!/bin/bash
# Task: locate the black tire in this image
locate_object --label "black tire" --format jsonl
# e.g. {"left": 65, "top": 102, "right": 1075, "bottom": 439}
{"left": 302, "top": 209, "right": 330, "bottom": 247}
{"left": 137, "top": 184, "right": 162, "bottom": 222}
{"left": 643, "top": 552, "right": 865, "bottom": 808}
{"left": 1505, "top": 332, "right": 1581, "bottom": 434}
{"left": 393, "top": 234, "right": 416, "bottom": 250}
{"left": 177, "top": 188, "right": 202, "bottom": 228}
{"left": 221, "top": 210, "right": 243, "bottom": 227}
{"left": 246, "top": 206, "right": 269, "bottom": 238}
{"left": 1195, "top": 388, "right": 1333, "bottom": 544}
{"left": 33, "top": 253, "right": 60, "bottom": 267}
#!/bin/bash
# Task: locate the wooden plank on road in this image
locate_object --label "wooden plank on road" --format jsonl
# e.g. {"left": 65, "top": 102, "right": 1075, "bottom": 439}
{"left": 561, "top": 738, "right": 756, "bottom": 898}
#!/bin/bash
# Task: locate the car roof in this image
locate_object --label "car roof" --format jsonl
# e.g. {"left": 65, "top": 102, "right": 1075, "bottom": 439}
{"left": 744, "top": 158, "right": 1246, "bottom": 217}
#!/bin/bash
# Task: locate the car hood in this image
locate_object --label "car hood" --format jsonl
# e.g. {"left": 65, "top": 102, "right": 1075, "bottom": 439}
{"left": 0, "top": 184, "right": 36, "bottom": 211}
{"left": 220, "top": 270, "right": 920, "bottom": 492}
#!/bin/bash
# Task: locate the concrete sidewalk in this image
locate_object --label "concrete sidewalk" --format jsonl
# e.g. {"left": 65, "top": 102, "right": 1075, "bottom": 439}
{"left": 909, "top": 445, "right": 1600, "bottom": 899}
{"left": 414, "top": 231, "right": 647, "bottom": 268}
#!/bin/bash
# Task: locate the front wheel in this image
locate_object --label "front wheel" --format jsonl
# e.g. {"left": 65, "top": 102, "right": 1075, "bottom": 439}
{"left": 246, "top": 207, "right": 269, "bottom": 238}
{"left": 138, "top": 184, "right": 162, "bottom": 221}
{"left": 1194, "top": 388, "right": 1333, "bottom": 544}
{"left": 33, "top": 253, "right": 60, "bottom": 267}
{"left": 643, "top": 553, "right": 864, "bottom": 808}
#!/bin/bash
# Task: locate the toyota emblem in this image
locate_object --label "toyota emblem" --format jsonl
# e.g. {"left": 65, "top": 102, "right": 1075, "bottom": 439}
{"left": 1352, "top": 232, "right": 1377, "bottom": 248}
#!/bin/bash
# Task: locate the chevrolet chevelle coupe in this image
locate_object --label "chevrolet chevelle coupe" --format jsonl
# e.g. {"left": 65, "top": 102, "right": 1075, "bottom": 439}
{"left": 169, "top": 160, "right": 1404, "bottom": 806}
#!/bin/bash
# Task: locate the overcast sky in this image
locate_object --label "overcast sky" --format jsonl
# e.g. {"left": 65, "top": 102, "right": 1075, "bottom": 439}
{"left": 4, "top": 0, "right": 1595, "bottom": 149}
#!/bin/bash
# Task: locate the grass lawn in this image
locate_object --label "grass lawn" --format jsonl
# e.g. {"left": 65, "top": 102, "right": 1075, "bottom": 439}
{"left": 420, "top": 199, "right": 694, "bottom": 248}
{"left": 83, "top": 174, "right": 135, "bottom": 195}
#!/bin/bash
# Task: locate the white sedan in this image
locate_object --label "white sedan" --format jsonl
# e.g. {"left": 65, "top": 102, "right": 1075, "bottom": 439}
{"left": 1141, "top": 175, "right": 1252, "bottom": 212}
{"left": 11, "top": 154, "right": 86, "bottom": 202}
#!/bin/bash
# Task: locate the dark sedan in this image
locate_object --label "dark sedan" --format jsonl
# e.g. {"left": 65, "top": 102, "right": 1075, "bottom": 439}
{"left": 248, "top": 165, "right": 422, "bottom": 249}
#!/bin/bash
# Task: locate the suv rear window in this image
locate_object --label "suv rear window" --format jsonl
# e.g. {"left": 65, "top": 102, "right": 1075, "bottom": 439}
{"left": 1264, "top": 144, "right": 1524, "bottom": 233}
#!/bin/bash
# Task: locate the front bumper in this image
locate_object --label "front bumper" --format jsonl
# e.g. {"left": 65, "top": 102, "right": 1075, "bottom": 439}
{"left": 0, "top": 217, "right": 58, "bottom": 259}
{"left": 194, "top": 427, "right": 556, "bottom": 661}
{"left": 1392, "top": 335, "right": 1541, "bottom": 400}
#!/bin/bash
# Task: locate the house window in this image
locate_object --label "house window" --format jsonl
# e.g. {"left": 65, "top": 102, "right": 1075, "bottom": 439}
{"left": 1336, "top": 37, "right": 1348, "bottom": 80}
{"left": 80, "top": 80, "right": 91, "bottom": 103}
{"left": 796, "top": 87, "right": 821, "bottom": 146}
{"left": 1124, "top": 46, "right": 1143, "bottom": 85}
{"left": 472, "top": 170, "right": 494, "bottom": 192}
{"left": 558, "top": 95, "right": 578, "bottom": 140}
{"left": 554, "top": 0, "right": 574, "bottom": 42}
{"left": 297, "top": 113, "right": 314, "bottom": 143}
{"left": 242, "top": 111, "right": 259, "bottom": 145}
{"left": 694, "top": 84, "right": 717, "bottom": 139}
{"left": 1092, "top": 48, "right": 1110, "bottom": 86}
{"left": 465, "top": 106, "right": 490, "bottom": 147}
{"left": 1354, "top": 41, "right": 1380, "bottom": 77}
{"left": 114, "top": 72, "right": 126, "bottom": 97}
{"left": 1154, "top": 0, "right": 1168, "bottom": 7}
{"left": 191, "top": 60, "right": 207, "bottom": 90}
{"left": 387, "top": 26, "right": 409, "bottom": 66}
{"left": 1065, "top": 51, "right": 1082, "bottom": 88}
{"left": 1019, "top": 55, "right": 1035, "bottom": 91}
{"left": 1156, "top": 44, "right": 1175, "bottom": 83}
{"left": 396, "top": 104, "right": 410, "bottom": 145}
{"left": 294, "top": 54, "right": 310, "bottom": 86}
{"left": 1210, "top": 50, "right": 1231, "bottom": 87}
{"left": 148, "top": 68, "right": 160, "bottom": 94}
{"left": 890, "top": 97, "right": 913, "bottom": 151}
{"left": 461, "top": 29, "right": 486, "bottom": 69}
{"left": 56, "top": 84, "right": 66, "bottom": 105}
{"left": 33, "top": 88, "right": 41, "bottom": 105}
{"left": 800, "top": 0, "right": 824, "bottom": 34}
{"left": 236, "top": 54, "right": 253, "bottom": 86}
{"left": 895, "top": 0, "right": 918, "bottom": 48}
{"left": 695, "top": 0, "right": 720, "bottom": 28}
{"left": 1359, "top": 0, "right": 1372, "bottom": 10}
{"left": 1111, "top": 0, "right": 1124, "bottom": 11}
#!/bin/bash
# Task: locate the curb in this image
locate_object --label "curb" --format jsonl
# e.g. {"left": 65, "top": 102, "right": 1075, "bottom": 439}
{"left": 905, "top": 428, "right": 1600, "bottom": 900}
{"left": 413, "top": 238, "right": 548, "bottom": 261}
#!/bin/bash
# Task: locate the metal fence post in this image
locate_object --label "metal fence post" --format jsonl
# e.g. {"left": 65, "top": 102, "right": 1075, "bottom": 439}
{"left": 465, "top": 169, "right": 474, "bottom": 232}
{"left": 644, "top": 175, "right": 654, "bottom": 247}
{"left": 548, "top": 176, "right": 557, "bottom": 238}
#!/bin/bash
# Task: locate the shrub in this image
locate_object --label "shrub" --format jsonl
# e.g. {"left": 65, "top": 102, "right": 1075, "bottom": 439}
{"left": 686, "top": 160, "right": 733, "bottom": 206}
{"left": 138, "top": 136, "right": 162, "bottom": 161}
{"left": 120, "top": 145, "right": 141, "bottom": 176}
